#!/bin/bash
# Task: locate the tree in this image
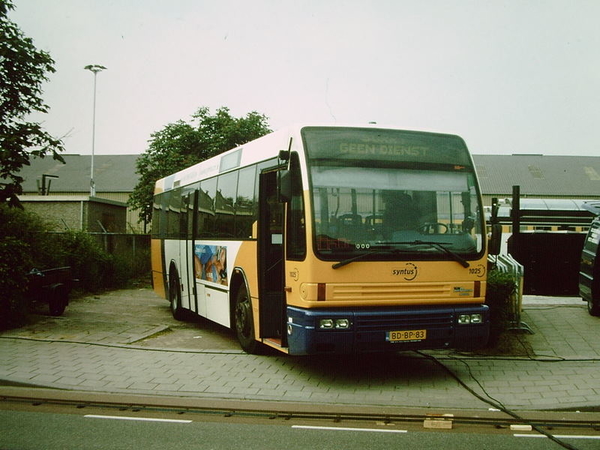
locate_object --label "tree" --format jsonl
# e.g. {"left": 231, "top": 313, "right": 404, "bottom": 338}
{"left": 0, "top": 0, "right": 64, "bottom": 207}
{"left": 129, "top": 106, "right": 271, "bottom": 225}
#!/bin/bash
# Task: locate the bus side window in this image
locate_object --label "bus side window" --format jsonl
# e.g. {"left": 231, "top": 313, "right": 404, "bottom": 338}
{"left": 254, "top": 158, "right": 280, "bottom": 239}
{"left": 167, "top": 188, "right": 183, "bottom": 239}
{"left": 151, "top": 194, "right": 163, "bottom": 238}
{"left": 235, "top": 165, "right": 257, "bottom": 238}
{"left": 216, "top": 171, "right": 237, "bottom": 238}
{"left": 286, "top": 152, "right": 306, "bottom": 260}
{"left": 162, "top": 191, "right": 175, "bottom": 238}
{"left": 197, "top": 178, "right": 217, "bottom": 238}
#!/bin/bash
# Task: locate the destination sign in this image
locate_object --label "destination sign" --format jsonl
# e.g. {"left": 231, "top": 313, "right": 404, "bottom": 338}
{"left": 302, "top": 127, "right": 473, "bottom": 166}
{"left": 339, "top": 142, "right": 430, "bottom": 158}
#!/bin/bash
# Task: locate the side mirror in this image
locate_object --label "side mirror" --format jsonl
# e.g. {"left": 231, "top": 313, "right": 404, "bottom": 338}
{"left": 278, "top": 170, "right": 292, "bottom": 203}
{"left": 489, "top": 223, "right": 502, "bottom": 256}
{"left": 278, "top": 149, "right": 290, "bottom": 162}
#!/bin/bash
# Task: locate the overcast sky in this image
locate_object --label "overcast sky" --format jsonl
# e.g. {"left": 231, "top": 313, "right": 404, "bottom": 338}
{"left": 10, "top": 0, "right": 600, "bottom": 156}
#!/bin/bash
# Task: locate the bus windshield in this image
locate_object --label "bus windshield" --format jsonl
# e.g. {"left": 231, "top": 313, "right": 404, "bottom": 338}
{"left": 302, "top": 127, "right": 484, "bottom": 262}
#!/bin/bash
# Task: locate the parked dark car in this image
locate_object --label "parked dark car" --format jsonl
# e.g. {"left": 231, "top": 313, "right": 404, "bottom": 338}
{"left": 27, "top": 267, "right": 75, "bottom": 316}
{"left": 580, "top": 214, "right": 600, "bottom": 316}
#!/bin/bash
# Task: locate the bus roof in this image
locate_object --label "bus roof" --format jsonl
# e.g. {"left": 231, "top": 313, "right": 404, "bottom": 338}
{"left": 154, "top": 123, "right": 465, "bottom": 194}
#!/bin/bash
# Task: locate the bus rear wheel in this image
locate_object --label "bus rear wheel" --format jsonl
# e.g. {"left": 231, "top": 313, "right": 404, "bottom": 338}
{"left": 234, "top": 286, "right": 260, "bottom": 354}
{"left": 169, "top": 272, "right": 185, "bottom": 321}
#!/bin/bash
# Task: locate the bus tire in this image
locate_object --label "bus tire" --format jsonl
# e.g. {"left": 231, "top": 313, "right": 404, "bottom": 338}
{"left": 169, "top": 271, "right": 185, "bottom": 321}
{"left": 234, "top": 286, "right": 260, "bottom": 354}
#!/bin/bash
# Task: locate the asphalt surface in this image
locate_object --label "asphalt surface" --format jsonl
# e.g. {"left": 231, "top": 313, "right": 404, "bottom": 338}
{"left": 1, "top": 287, "right": 599, "bottom": 414}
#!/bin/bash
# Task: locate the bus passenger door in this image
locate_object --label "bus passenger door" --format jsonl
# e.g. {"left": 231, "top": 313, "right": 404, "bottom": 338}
{"left": 258, "top": 170, "right": 286, "bottom": 342}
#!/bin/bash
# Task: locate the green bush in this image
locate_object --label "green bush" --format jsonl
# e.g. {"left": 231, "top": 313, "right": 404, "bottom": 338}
{"left": 0, "top": 206, "right": 42, "bottom": 328}
{"left": 0, "top": 205, "right": 148, "bottom": 328}
{"left": 108, "top": 254, "right": 134, "bottom": 289}
{"left": 54, "top": 231, "right": 113, "bottom": 292}
{"left": 486, "top": 268, "right": 517, "bottom": 344}
{"left": 0, "top": 236, "right": 33, "bottom": 328}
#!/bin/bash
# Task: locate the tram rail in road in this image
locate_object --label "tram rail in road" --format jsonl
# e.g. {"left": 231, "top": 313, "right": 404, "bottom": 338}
{"left": 1, "top": 386, "right": 599, "bottom": 443}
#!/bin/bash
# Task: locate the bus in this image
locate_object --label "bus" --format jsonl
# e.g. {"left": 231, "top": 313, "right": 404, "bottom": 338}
{"left": 151, "top": 124, "right": 491, "bottom": 355}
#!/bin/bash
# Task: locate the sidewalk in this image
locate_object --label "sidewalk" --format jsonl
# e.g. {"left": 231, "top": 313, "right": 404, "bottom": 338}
{"left": 1, "top": 289, "right": 599, "bottom": 412}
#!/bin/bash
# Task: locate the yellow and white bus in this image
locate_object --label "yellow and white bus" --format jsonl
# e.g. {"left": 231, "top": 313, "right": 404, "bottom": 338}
{"left": 151, "top": 124, "right": 491, "bottom": 355}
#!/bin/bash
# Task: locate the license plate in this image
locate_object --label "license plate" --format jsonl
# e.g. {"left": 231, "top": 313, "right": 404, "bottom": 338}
{"left": 386, "top": 329, "right": 427, "bottom": 343}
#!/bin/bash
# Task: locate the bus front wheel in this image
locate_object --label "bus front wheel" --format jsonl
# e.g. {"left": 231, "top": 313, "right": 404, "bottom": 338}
{"left": 234, "top": 286, "right": 260, "bottom": 354}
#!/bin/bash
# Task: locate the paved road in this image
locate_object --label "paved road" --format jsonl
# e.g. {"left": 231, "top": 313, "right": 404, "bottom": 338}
{"left": 4, "top": 407, "right": 600, "bottom": 450}
{"left": 1, "top": 288, "right": 599, "bottom": 413}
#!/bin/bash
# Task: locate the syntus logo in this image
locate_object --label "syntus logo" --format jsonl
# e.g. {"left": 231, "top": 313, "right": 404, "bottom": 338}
{"left": 392, "top": 263, "right": 418, "bottom": 281}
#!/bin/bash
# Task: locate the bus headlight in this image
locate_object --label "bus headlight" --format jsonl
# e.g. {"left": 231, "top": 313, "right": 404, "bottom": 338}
{"left": 319, "top": 319, "right": 334, "bottom": 329}
{"left": 470, "top": 314, "right": 483, "bottom": 324}
{"left": 458, "top": 314, "right": 470, "bottom": 324}
{"left": 319, "top": 318, "right": 351, "bottom": 330}
{"left": 458, "top": 314, "right": 483, "bottom": 325}
{"left": 335, "top": 318, "right": 350, "bottom": 329}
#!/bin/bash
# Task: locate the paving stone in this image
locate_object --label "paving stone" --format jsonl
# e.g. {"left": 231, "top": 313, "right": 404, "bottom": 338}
{"left": 1, "top": 291, "right": 600, "bottom": 412}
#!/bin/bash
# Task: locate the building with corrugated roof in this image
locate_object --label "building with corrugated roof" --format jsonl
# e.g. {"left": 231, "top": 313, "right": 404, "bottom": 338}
{"left": 473, "top": 154, "right": 600, "bottom": 206}
{"left": 17, "top": 154, "right": 142, "bottom": 232}
{"left": 16, "top": 153, "right": 600, "bottom": 233}
{"left": 18, "top": 154, "right": 139, "bottom": 202}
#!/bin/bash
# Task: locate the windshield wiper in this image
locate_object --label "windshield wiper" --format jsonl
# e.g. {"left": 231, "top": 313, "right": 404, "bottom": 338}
{"left": 331, "top": 241, "right": 470, "bottom": 270}
{"left": 332, "top": 248, "right": 395, "bottom": 269}
{"left": 388, "top": 240, "right": 470, "bottom": 268}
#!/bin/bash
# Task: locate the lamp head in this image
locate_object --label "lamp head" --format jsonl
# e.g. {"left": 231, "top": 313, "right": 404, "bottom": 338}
{"left": 84, "top": 64, "right": 107, "bottom": 74}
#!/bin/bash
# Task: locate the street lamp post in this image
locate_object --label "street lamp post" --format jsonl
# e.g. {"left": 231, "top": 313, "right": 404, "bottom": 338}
{"left": 84, "top": 64, "right": 107, "bottom": 197}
